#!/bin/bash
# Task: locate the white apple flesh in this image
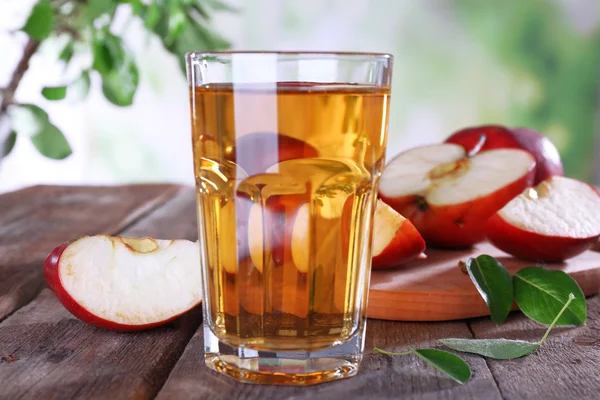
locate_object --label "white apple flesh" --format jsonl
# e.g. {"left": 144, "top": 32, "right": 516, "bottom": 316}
{"left": 379, "top": 143, "right": 536, "bottom": 248}
{"left": 45, "top": 235, "right": 201, "bottom": 331}
{"left": 486, "top": 176, "right": 600, "bottom": 261}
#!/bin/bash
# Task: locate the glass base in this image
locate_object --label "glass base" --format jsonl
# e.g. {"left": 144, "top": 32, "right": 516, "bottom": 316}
{"left": 203, "top": 325, "right": 364, "bottom": 385}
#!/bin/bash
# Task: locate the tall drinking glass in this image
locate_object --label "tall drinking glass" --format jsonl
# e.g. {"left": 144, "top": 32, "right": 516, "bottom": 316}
{"left": 186, "top": 52, "right": 393, "bottom": 385}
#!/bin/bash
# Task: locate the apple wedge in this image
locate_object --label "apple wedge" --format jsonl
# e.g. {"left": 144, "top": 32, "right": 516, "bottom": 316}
{"left": 372, "top": 200, "right": 426, "bottom": 269}
{"left": 286, "top": 199, "right": 426, "bottom": 272}
{"left": 44, "top": 235, "right": 201, "bottom": 332}
{"left": 486, "top": 176, "right": 600, "bottom": 261}
{"left": 379, "top": 143, "right": 536, "bottom": 248}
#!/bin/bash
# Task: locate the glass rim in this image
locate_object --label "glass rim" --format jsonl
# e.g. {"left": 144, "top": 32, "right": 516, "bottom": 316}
{"left": 186, "top": 50, "right": 393, "bottom": 61}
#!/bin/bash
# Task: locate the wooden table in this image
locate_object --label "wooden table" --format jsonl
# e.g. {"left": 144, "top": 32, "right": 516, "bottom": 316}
{"left": 0, "top": 185, "right": 598, "bottom": 400}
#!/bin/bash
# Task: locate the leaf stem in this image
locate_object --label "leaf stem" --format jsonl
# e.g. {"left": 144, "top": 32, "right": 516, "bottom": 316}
{"left": 537, "top": 293, "right": 575, "bottom": 346}
{"left": 373, "top": 347, "right": 412, "bottom": 357}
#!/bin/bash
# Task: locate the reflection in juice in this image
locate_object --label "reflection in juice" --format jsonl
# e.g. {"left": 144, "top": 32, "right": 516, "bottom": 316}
{"left": 191, "top": 83, "right": 389, "bottom": 351}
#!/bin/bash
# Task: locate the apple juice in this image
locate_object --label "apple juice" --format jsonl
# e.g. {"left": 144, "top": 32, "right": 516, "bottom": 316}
{"left": 190, "top": 82, "right": 390, "bottom": 351}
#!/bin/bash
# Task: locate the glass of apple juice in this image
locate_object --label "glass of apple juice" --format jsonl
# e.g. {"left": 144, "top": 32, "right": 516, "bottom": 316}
{"left": 186, "top": 51, "right": 393, "bottom": 385}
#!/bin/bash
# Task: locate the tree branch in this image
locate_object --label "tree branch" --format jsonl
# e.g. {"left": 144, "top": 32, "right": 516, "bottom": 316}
{"left": 0, "top": 38, "right": 41, "bottom": 115}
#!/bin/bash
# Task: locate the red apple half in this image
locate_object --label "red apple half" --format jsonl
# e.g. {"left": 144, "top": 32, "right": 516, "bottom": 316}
{"left": 486, "top": 176, "right": 600, "bottom": 262}
{"left": 379, "top": 143, "right": 536, "bottom": 248}
{"left": 445, "top": 124, "right": 564, "bottom": 185}
{"left": 372, "top": 200, "right": 426, "bottom": 269}
{"left": 44, "top": 235, "right": 201, "bottom": 332}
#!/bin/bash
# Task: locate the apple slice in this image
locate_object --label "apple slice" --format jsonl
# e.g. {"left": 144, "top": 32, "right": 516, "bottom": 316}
{"left": 379, "top": 143, "right": 536, "bottom": 248}
{"left": 486, "top": 176, "right": 600, "bottom": 261}
{"left": 44, "top": 235, "right": 201, "bottom": 332}
{"left": 372, "top": 200, "right": 426, "bottom": 269}
{"left": 288, "top": 199, "right": 426, "bottom": 272}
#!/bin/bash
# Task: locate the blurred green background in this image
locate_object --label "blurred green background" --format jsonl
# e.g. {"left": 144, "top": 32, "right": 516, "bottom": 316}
{"left": 450, "top": 0, "right": 600, "bottom": 181}
{"left": 0, "top": 0, "right": 598, "bottom": 191}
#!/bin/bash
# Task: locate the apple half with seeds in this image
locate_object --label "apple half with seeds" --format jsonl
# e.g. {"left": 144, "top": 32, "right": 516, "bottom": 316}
{"left": 486, "top": 176, "right": 600, "bottom": 262}
{"left": 379, "top": 143, "right": 536, "bottom": 248}
{"left": 44, "top": 235, "right": 201, "bottom": 332}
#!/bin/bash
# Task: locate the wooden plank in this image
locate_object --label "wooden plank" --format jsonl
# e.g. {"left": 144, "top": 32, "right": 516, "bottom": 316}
{"left": 0, "top": 184, "right": 179, "bottom": 321}
{"left": 157, "top": 319, "right": 502, "bottom": 399}
{"left": 468, "top": 295, "right": 600, "bottom": 400}
{"left": 0, "top": 187, "right": 204, "bottom": 400}
{"left": 369, "top": 243, "right": 600, "bottom": 321}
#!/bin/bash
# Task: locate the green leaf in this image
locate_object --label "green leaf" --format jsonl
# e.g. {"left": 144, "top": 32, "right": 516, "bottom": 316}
{"left": 144, "top": 1, "right": 161, "bottom": 30}
{"left": 167, "top": 16, "right": 230, "bottom": 72}
{"left": 165, "top": 7, "right": 188, "bottom": 44}
{"left": 514, "top": 266, "right": 586, "bottom": 326}
{"left": 86, "top": 0, "right": 118, "bottom": 20}
{"left": 190, "top": 3, "right": 210, "bottom": 20}
{"left": 71, "top": 71, "right": 91, "bottom": 100}
{"left": 439, "top": 292, "right": 579, "bottom": 360}
{"left": 20, "top": 104, "right": 72, "bottom": 159}
{"left": 101, "top": 55, "right": 139, "bottom": 106}
{"left": 466, "top": 255, "right": 513, "bottom": 324}
{"left": 204, "top": 0, "right": 238, "bottom": 12}
{"left": 91, "top": 32, "right": 139, "bottom": 106}
{"left": 92, "top": 32, "right": 123, "bottom": 75}
{"left": 31, "top": 124, "right": 72, "bottom": 159}
{"left": 21, "top": 103, "right": 49, "bottom": 125}
{"left": 439, "top": 338, "right": 539, "bottom": 360}
{"left": 2, "top": 131, "right": 17, "bottom": 157}
{"left": 41, "top": 86, "right": 67, "bottom": 100}
{"left": 410, "top": 348, "right": 471, "bottom": 384}
{"left": 59, "top": 40, "right": 74, "bottom": 63}
{"left": 22, "top": 0, "right": 56, "bottom": 41}
{"left": 130, "top": 0, "right": 144, "bottom": 16}
{"left": 136, "top": 0, "right": 231, "bottom": 73}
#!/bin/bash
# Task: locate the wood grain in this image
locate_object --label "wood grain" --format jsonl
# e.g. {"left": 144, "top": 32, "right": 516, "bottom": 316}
{"left": 0, "top": 185, "right": 180, "bottom": 322}
{"left": 369, "top": 242, "right": 600, "bottom": 321}
{"left": 2, "top": 185, "right": 599, "bottom": 399}
{"left": 156, "top": 319, "right": 501, "bottom": 400}
{"left": 0, "top": 186, "right": 202, "bottom": 400}
{"left": 467, "top": 294, "right": 600, "bottom": 400}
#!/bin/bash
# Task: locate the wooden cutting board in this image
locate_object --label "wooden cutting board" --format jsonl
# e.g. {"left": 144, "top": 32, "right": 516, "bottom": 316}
{"left": 367, "top": 242, "right": 600, "bottom": 321}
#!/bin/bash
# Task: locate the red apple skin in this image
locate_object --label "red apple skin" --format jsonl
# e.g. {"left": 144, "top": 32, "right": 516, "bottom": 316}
{"left": 380, "top": 167, "right": 535, "bottom": 248}
{"left": 510, "top": 127, "right": 564, "bottom": 184}
{"left": 372, "top": 218, "right": 426, "bottom": 269}
{"left": 233, "top": 132, "right": 319, "bottom": 176}
{"left": 445, "top": 125, "right": 522, "bottom": 154}
{"left": 44, "top": 242, "right": 197, "bottom": 332}
{"left": 445, "top": 124, "right": 564, "bottom": 184}
{"left": 486, "top": 213, "right": 600, "bottom": 262}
